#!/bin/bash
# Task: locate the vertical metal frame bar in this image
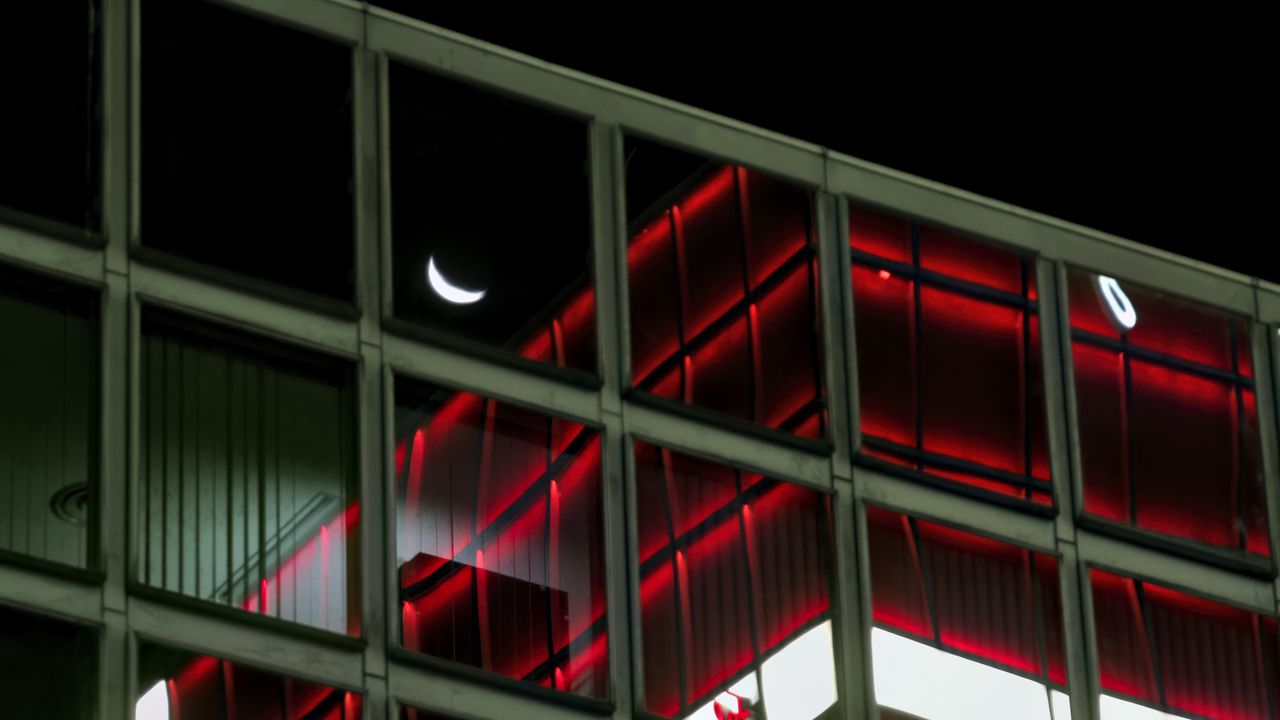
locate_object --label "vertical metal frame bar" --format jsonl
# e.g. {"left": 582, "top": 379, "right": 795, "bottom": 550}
{"left": 592, "top": 122, "right": 625, "bottom": 415}
{"left": 814, "top": 190, "right": 854, "bottom": 474}
{"left": 620, "top": 433, "right": 647, "bottom": 714}
{"left": 377, "top": 51, "right": 395, "bottom": 329}
{"left": 1054, "top": 261, "right": 1089, "bottom": 527}
{"left": 833, "top": 484, "right": 871, "bottom": 719}
{"left": 382, "top": 366, "right": 400, "bottom": 662}
{"left": 832, "top": 195, "right": 861, "bottom": 458}
{"left": 1077, "top": 561, "right": 1104, "bottom": 720}
{"left": 1059, "top": 545, "right": 1096, "bottom": 720}
{"left": 592, "top": 119, "right": 633, "bottom": 718}
{"left": 1260, "top": 323, "right": 1280, "bottom": 609}
{"left": 1038, "top": 258, "right": 1076, "bottom": 535}
{"left": 851, "top": 497, "right": 879, "bottom": 718}
{"left": 125, "top": 0, "right": 141, "bottom": 254}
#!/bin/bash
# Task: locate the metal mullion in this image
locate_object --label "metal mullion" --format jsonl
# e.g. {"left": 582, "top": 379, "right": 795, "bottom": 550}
{"left": 128, "top": 594, "right": 365, "bottom": 690}
{"left": 0, "top": 562, "right": 103, "bottom": 624}
{"left": 1038, "top": 259, "right": 1077, "bottom": 538}
{"left": 1055, "top": 262, "right": 1091, "bottom": 537}
{"left": 819, "top": 191, "right": 856, "bottom": 474}
{"left": 1076, "top": 528, "right": 1276, "bottom": 614}
{"left": 622, "top": 434, "right": 649, "bottom": 715}
{"left": 383, "top": 334, "right": 602, "bottom": 427}
{"left": 600, "top": 414, "right": 632, "bottom": 720}
{"left": 1061, "top": 545, "right": 1097, "bottom": 720}
{"left": 131, "top": 264, "right": 363, "bottom": 359}
{"left": 856, "top": 468, "right": 1057, "bottom": 555}
{"left": 1256, "top": 323, "right": 1280, "bottom": 608}
{"left": 0, "top": 225, "right": 105, "bottom": 284}
{"left": 387, "top": 656, "right": 606, "bottom": 720}
{"left": 836, "top": 488, "right": 873, "bottom": 720}
{"left": 622, "top": 402, "right": 830, "bottom": 492}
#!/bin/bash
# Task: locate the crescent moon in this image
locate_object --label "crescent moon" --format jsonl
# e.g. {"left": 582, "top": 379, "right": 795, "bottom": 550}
{"left": 427, "top": 255, "right": 486, "bottom": 305}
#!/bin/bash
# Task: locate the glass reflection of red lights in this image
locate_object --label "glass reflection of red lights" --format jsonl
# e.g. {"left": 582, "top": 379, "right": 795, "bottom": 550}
{"left": 1090, "top": 569, "right": 1280, "bottom": 720}
{"left": 628, "top": 166, "right": 826, "bottom": 439}
{"left": 166, "top": 653, "right": 361, "bottom": 720}
{"left": 634, "top": 441, "right": 833, "bottom": 718}
{"left": 866, "top": 506, "right": 1067, "bottom": 688}
{"left": 395, "top": 390, "right": 607, "bottom": 700}
{"left": 1067, "top": 268, "right": 1271, "bottom": 559}
{"left": 850, "top": 204, "right": 1051, "bottom": 505}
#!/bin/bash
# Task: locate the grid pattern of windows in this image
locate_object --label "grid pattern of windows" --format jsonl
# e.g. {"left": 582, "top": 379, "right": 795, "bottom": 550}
{"left": 1, "top": 3, "right": 1279, "bottom": 720}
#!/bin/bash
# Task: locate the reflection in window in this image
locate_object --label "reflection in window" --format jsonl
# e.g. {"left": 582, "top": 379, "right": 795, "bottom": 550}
{"left": 0, "top": 1, "right": 100, "bottom": 232}
{"left": 389, "top": 62, "right": 595, "bottom": 374}
{"left": 141, "top": 0, "right": 355, "bottom": 301}
{"left": 634, "top": 441, "right": 837, "bottom": 719}
{"left": 866, "top": 506, "right": 1069, "bottom": 719}
{"left": 1067, "top": 268, "right": 1271, "bottom": 560}
{"left": 625, "top": 139, "right": 826, "bottom": 439}
{"left": 0, "top": 266, "right": 97, "bottom": 569}
{"left": 136, "top": 644, "right": 362, "bottom": 720}
{"left": 0, "top": 604, "right": 97, "bottom": 719}
{"left": 138, "top": 311, "right": 359, "bottom": 635}
{"left": 1090, "top": 569, "right": 1279, "bottom": 720}
{"left": 394, "top": 380, "right": 607, "bottom": 699}
{"left": 850, "top": 204, "right": 1051, "bottom": 506}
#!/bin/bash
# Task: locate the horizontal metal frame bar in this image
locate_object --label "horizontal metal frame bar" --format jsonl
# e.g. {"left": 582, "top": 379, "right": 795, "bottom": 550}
{"left": 622, "top": 400, "right": 831, "bottom": 491}
{"left": 0, "top": 563, "right": 104, "bottom": 625}
{"left": 1075, "top": 528, "right": 1277, "bottom": 614}
{"left": 855, "top": 466, "right": 1058, "bottom": 555}
{"left": 384, "top": 333, "right": 602, "bottom": 426}
{"left": 388, "top": 656, "right": 612, "bottom": 720}
{"left": 128, "top": 594, "right": 366, "bottom": 691}
{"left": 861, "top": 435, "right": 1052, "bottom": 493}
{"left": 0, "top": 222, "right": 105, "bottom": 285}
{"left": 131, "top": 263, "right": 362, "bottom": 359}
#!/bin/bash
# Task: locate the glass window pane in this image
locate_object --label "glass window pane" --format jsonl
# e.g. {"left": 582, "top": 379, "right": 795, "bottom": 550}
{"left": 1090, "top": 569, "right": 1279, "bottom": 720}
{"left": 0, "top": 1, "right": 100, "bottom": 232}
{"left": 0, "top": 604, "right": 97, "bottom": 719}
{"left": 394, "top": 379, "right": 607, "bottom": 698}
{"left": 634, "top": 440, "right": 837, "bottom": 718}
{"left": 866, "top": 506, "right": 1068, "bottom": 719}
{"left": 851, "top": 204, "right": 1051, "bottom": 506}
{"left": 141, "top": 0, "right": 354, "bottom": 302}
{"left": 0, "top": 266, "right": 97, "bottom": 569}
{"left": 1067, "top": 267, "right": 1270, "bottom": 559}
{"left": 389, "top": 62, "right": 595, "bottom": 374}
{"left": 625, "top": 138, "right": 826, "bottom": 439}
{"left": 138, "top": 310, "right": 359, "bottom": 635}
{"left": 137, "top": 643, "right": 362, "bottom": 719}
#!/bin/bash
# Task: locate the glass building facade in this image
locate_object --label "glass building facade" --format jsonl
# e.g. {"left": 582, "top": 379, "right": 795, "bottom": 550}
{"left": 0, "top": 1, "right": 1278, "bottom": 719}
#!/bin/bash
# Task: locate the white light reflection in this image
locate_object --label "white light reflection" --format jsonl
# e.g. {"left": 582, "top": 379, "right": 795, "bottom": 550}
{"left": 135, "top": 680, "right": 170, "bottom": 720}
{"left": 1097, "top": 275, "right": 1137, "bottom": 331}
{"left": 871, "top": 628, "right": 1071, "bottom": 720}
{"left": 427, "top": 255, "right": 486, "bottom": 305}
{"left": 761, "top": 620, "right": 838, "bottom": 720}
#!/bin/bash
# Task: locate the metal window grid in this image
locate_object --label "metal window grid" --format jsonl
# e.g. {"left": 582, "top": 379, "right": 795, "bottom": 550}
{"left": 0, "top": 1, "right": 1276, "bottom": 719}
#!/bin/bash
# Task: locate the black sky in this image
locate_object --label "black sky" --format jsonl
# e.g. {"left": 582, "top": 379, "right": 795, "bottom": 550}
{"left": 381, "top": 6, "right": 1274, "bottom": 283}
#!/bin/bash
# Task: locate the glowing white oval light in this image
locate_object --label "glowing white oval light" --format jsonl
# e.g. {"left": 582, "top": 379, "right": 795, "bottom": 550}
{"left": 135, "top": 680, "right": 170, "bottom": 720}
{"left": 427, "top": 255, "right": 486, "bottom": 305}
{"left": 1098, "top": 275, "right": 1137, "bottom": 331}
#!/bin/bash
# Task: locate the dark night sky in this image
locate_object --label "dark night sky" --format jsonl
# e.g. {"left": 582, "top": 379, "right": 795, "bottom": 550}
{"left": 384, "top": 6, "right": 1274, "bottom": 283}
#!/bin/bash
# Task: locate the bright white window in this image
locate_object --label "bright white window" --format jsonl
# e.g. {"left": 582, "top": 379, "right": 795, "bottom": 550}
{"left": 761, "top": 620, "right": 838, "bottom": 720}
{"left": 872, "top": 628, "right": 1070, "bottom": 720}
{"left": 135, "top": 680, "right": 169, "bottom": 720}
